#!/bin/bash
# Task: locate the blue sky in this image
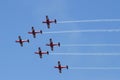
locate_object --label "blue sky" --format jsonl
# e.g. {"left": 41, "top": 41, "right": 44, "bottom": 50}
{"left": 0, "top": 0, "right": 120, "bottom": 80}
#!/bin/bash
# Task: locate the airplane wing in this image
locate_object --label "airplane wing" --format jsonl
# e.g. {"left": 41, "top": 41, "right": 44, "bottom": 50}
{"left": 28, "top": 32, "right": 32, "bottom": 34}
{"left": 18, "top": 36, "right": 23, "bottom": 47}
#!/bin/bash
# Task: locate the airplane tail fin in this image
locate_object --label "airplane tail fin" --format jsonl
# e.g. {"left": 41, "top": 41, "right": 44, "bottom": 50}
{"left": 40, "top": 55, "right": 42, "bottom": 58}
{"left": 21, "top": 44, "right": 23, "bottom": 47}
{"left": 59, "top": 70, "right": 62, "bottom": 73}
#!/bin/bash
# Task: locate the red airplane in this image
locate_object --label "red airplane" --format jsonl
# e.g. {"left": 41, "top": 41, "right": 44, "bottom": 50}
{"left": 15, "top": 36, "right": 29, "bottom": 47}
{"left": 34, "top": 47, "right": 49, "bottom": 58}
{"left": 54, "top": 61, "right": 68, "bottom": 73}
{"left": 28, "top": 27, "right": 42, "bottom": 38}
{"left": 42, "top": 16, "right": 57, "bottom": 29}
{"left": 46, "top": 38, "right": 60, "bottom": 51}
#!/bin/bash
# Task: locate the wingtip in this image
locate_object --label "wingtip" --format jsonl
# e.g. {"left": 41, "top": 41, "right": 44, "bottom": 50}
{"left": 27, "top": 39, "right": 30, "bottom": 43}
{"left": 40, "top": 30, "right": 42, "bottom": 34}
{"left": 66, "top": 65, "right": 68, "bottom": 69}
{"left": 47, "top": 51, "right": 49, "bottom": 55}
{"left": 54, "top": 19, "right": 57, "bottom": 23}
{"left": 58, "top": 42, "right": 60, "bottom": 47}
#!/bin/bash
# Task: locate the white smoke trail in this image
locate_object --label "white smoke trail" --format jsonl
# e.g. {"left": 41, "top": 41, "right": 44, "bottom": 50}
{"left": 43, "top": 29, "right": 120, "bottom": 34}
{"left": 50, "top": 53, "right": 120, "bottom": 56}
{"left": 58, "top": 19, "right": 120, "bottom": 23}
{"left": 70, "top": 67, "right": 120, "bottom": 70}
{"left": 62, "top": 44, "right": 120, "bottom": 47}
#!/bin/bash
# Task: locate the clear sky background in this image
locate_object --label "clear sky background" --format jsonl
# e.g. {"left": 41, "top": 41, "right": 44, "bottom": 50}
{"left": 0, "top": 0, "right": 120, "bottom": 80}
